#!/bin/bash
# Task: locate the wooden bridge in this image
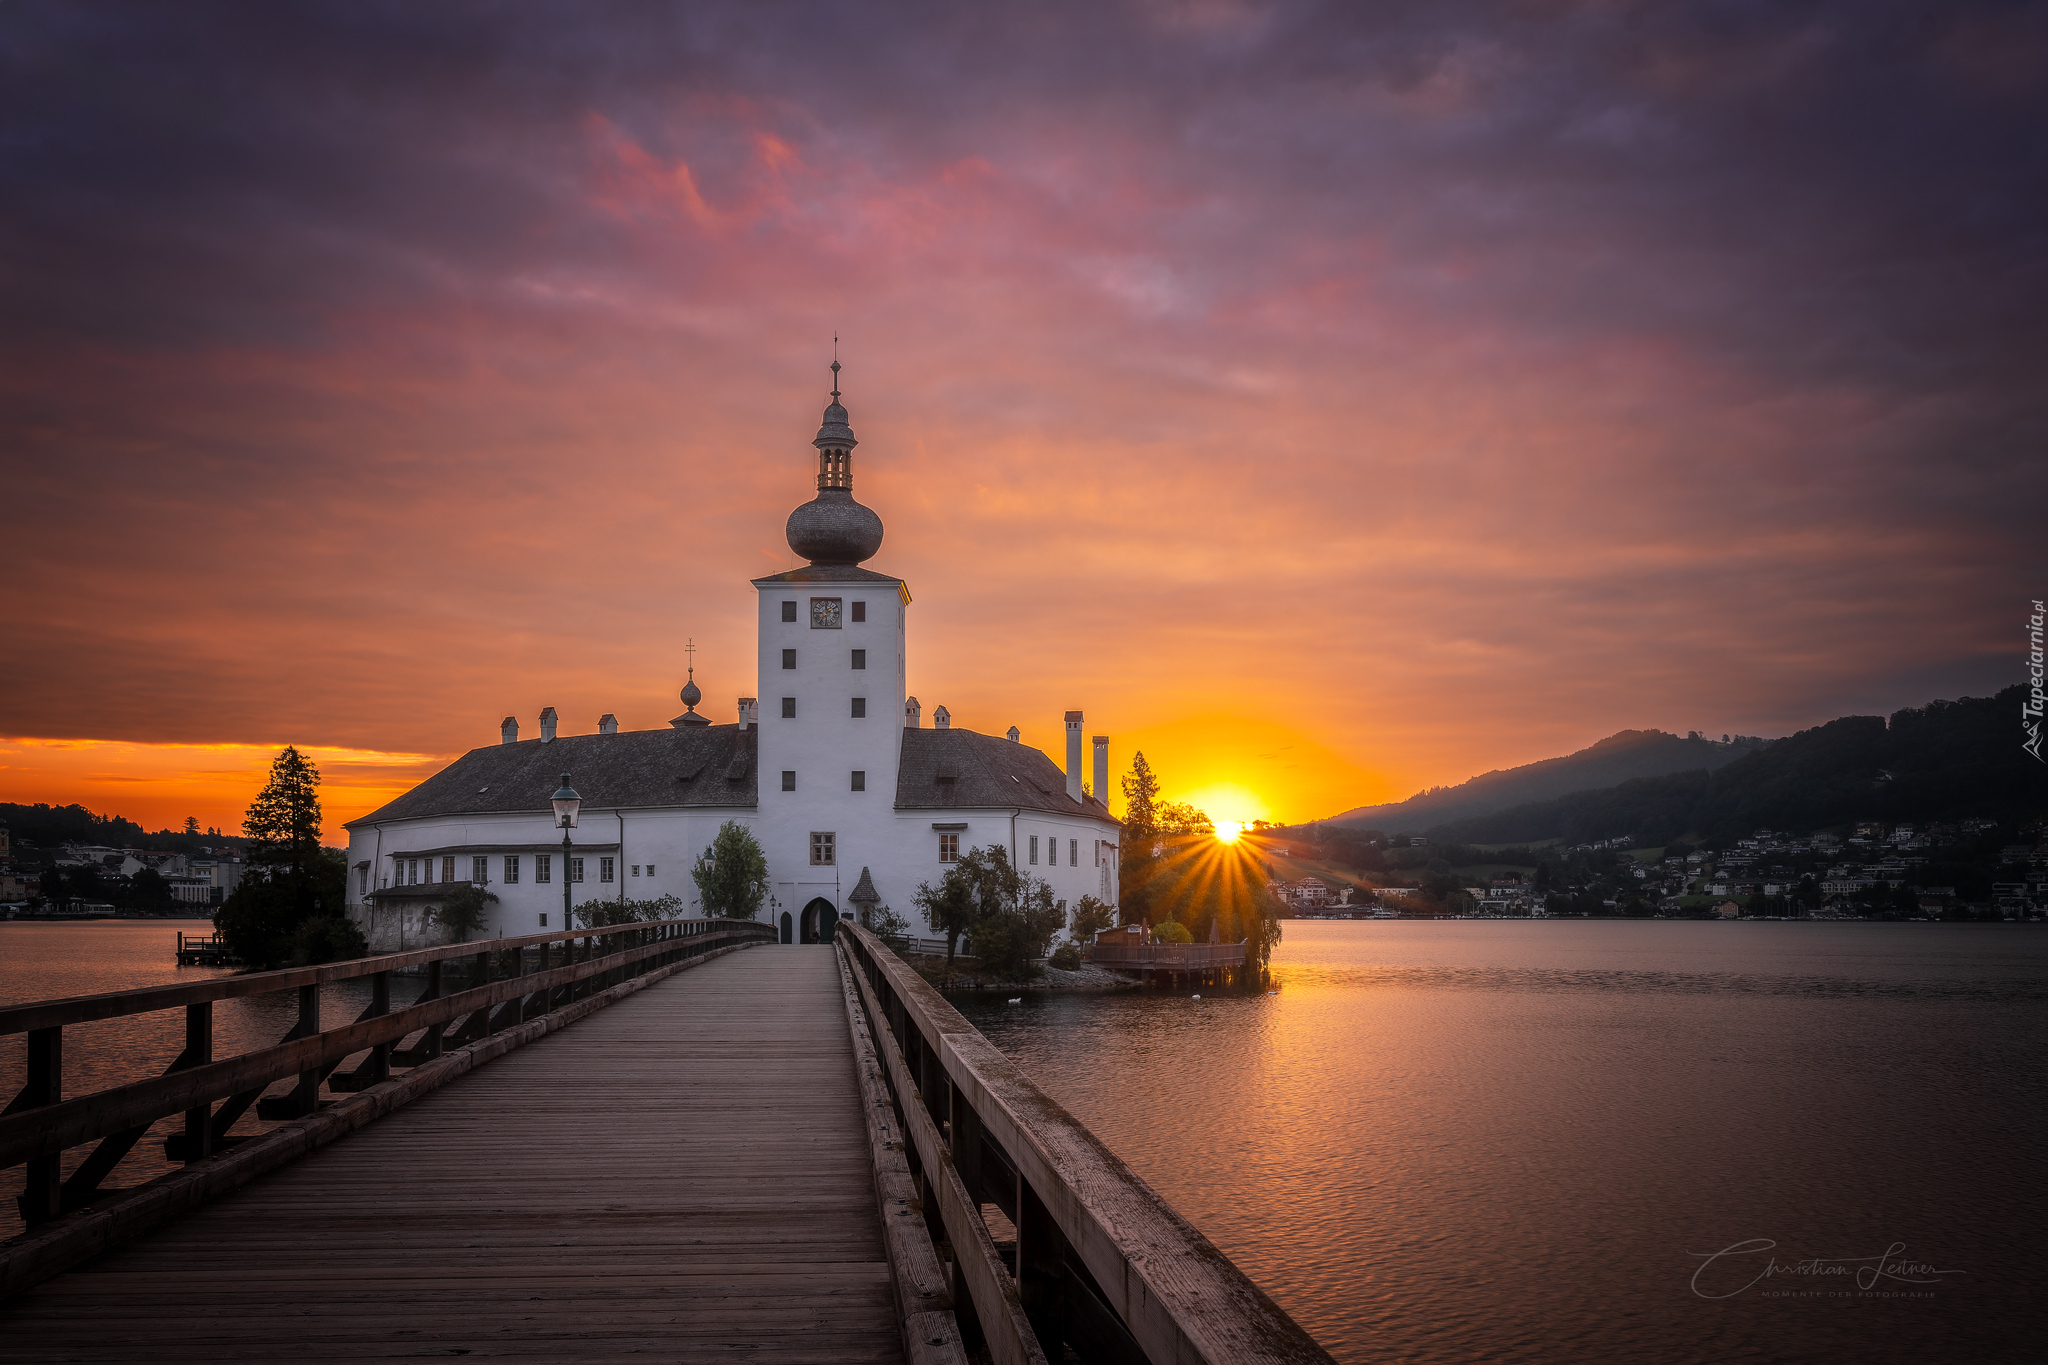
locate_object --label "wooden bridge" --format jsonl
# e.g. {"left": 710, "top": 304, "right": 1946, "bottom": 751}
{"left": 0, "top": 918, "right": 1333, "bottom": 1364}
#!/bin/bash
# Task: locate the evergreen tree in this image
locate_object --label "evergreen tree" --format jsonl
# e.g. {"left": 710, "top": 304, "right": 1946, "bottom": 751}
{"left": 693, "top": 821, "right": 769, "bottom": 919}
{"left": 215, "top": 747, "right": 345, "bottom": 967}
{"left": 1121, "top": 752, "right": 1160, "bottom": 841}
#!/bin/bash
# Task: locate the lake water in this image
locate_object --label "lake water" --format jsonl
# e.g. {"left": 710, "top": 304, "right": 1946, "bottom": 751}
{"left": 3, "top": 918, "right": 2042, "bottom": 1361}
{"left": 0, "top": 919, "right": 379, "bottom": 1233}
{"left": 953, "top": 920, "right": 2047, "bottom": 1364}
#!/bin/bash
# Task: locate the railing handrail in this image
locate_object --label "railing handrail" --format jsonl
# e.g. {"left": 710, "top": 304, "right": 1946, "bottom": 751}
{"left": 839, "top": 920, "right": 1332, "bottom": 1365}
{"left": 0, "top": 917, "right": 746, "bottom": 1035}
{"left": 2, "top": 920, "right": 776, "bottom": 1173}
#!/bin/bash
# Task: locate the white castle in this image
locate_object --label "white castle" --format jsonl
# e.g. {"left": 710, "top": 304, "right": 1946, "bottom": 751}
{"left": 344, "top": 366, "right": 1121, "bottom": 947}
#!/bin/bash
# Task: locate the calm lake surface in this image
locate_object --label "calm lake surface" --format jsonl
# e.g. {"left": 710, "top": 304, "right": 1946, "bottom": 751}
{"left": 954, "top": 920, "right": 2047, "bottom": 1365}
{"left": 0, "top": 919, "right": 379, "bottom": 1234}
{"left": 3, "top": 918, "right": 2042, "bottom": 1361}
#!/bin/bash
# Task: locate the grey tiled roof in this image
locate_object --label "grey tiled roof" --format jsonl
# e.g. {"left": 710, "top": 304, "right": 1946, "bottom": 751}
{"left": 896, "top": 728, "right": 1119, "bottom": 827}
{"left": 348, "top": 722, "right": 1118, "bottom": 831}
{"left": 751, "top": 566, "right": 905, "bottom": 586}
{"left": 346, "top": 726, "right": 758, "bottom": 826}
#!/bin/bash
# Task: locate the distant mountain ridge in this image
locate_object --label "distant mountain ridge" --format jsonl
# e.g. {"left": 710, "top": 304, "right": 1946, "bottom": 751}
{"left": 1425, "top": 686, "right": 2046, "bottom": 846}
{"left": 1325, "top": 729, "right": 1767, "bottom": 834}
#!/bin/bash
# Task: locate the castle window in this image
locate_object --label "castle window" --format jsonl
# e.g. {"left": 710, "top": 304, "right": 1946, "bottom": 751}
{"left": 811, "top": 597, "right": 842, "bottom": 629}
{"left": 782, "top": 697, "right": 796, "bottom": 718}
{"left": 851, "top": 601, "right": 866, "bottom": 622}
{"left": 1070, "top": 839, "right": 1079, "bottom": 867}
{"left": 600, "top": 857, "right": 615, "bottom": 883}
{"left": 939, "top": 834, "right": 958, "bottom": 862}
{"left": 407, "top": 859, "right": 419, "bottom": 885}
{"left": 851, "top": 770, "right": 866, "bottom": 791}
{"left": 472, "top": 856, "right": 488, "bottom": 884}
{"left": 852, "top": 697, "right": 866, "bottom": 718}
{"left": 569, "top": 857, "right": 584, "bottom": 883}
{"left": 647, "top": 864, "right": 655, "bottom": 875}
{"left": 782, "top": 648, "right": 796, "bottom": 670}
{"left": 442, "top": 856, "right": 456, "bottom": 883}
{"left": 851, "top": 649, "right": 866, "bottom": 669}
{"left": 631, "top": 865, "right": 640, "bottom": 877}
{"left": 505, "top": 856, "right": 520, "bottom": 883}
{"left": 536, "top": 854, "right": 552, "bottom": 884}
{"left": 781, "top": 601, "right": 797, "bottom": 622}
{"left": 1029, "top": 836, "right": 1039, "bottom": 865}
{"left": 811, "top": 831, "right": 836, "bottom": 866}
{"left": 782, "top": 770, "right": 796, "bottom": 791}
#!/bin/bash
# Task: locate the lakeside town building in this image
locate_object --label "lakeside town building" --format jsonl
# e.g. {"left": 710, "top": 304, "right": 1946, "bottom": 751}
{"left": 341, "top": 371, "right": 1121, "bottom": 949}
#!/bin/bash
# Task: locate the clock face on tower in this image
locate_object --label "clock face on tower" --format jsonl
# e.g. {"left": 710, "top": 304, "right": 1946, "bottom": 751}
{"left": 810, "top": 597, "right": 843, "bottom": 629}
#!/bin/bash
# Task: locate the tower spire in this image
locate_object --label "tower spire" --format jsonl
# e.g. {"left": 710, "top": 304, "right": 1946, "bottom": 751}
{"left": 831, "top": 335, "right": 841, "bottom": 400}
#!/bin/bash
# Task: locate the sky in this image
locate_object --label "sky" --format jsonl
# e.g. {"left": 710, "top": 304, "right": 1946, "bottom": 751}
{"left": 1, "top": 1, "right": 2042, "bottom": 842}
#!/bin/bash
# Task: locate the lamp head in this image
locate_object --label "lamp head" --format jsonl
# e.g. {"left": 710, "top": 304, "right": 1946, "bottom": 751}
{"left": 550, "top": 773, "right": 582, "bottom": 829}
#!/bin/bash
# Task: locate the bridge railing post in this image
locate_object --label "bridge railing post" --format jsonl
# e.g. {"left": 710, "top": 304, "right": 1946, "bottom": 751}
{"left": 15, "top": 1026, "right": 62, "bottom": 1225}
{"left": 477, "top": 951, "right": 495, "bottom": 1036}
{"left": 181, "top": 1003, "right": 212, "bottom": 1163}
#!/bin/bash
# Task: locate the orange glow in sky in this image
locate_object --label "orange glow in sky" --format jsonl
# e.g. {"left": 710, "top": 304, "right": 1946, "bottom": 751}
{"left": 0, "top": 8, "right": 2023, "bottom": 845}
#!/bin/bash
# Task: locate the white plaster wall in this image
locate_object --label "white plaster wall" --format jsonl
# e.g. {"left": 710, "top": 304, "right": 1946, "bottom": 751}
{"left": 346, "top": 805, "right": 757, "bottom": 943}
{"left": 753, "top": 575, "right": 908, "bottom": 937}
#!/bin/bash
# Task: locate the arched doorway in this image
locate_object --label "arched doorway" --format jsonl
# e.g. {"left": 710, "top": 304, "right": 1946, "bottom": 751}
{"left": 778, "top": 911, "right": 793, "bottom": 944}
{"left": 800, "top": 897, "right": 837, "bottom": 944}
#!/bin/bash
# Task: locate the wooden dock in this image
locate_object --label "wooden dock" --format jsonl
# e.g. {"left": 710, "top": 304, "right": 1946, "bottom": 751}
{"left": 0, "top": 946, "right": 901, "bottom": 1362}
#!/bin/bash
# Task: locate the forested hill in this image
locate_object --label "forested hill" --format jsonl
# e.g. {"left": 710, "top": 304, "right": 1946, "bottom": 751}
{"left": 1426, "top": 686, "right": 2047, "bottom": 846}
{"left": 1326, "top": 729, "right": 1766, "bottom": 833}
{"left": 0, "top": 802, "right": 247, "bottom": 853}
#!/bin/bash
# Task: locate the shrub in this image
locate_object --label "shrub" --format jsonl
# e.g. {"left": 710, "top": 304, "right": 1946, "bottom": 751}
{"left": 1049, "top": 941, "right": 1082, "bottom": 971}
{"left": 433, "top": 883, "right": 498, "bottom": 941}
{"left": 1155, "top": 920, "right": 1193, "bottom": 944}
{"left": 290, "top": 914, "right": 367, "bottom": 966}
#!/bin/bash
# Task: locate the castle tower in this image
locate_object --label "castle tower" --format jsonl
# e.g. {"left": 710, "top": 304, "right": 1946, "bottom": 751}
{"left": 750, "top": 360, "right": 909, "bottom": 943}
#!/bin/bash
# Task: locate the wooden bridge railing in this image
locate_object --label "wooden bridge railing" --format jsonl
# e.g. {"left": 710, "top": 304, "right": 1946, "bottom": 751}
{"left": 837, "top": 920, "right": 1333, "bottom": 1365}
{"left": 1, "top": 917, "right": 774, "bottom": 1231}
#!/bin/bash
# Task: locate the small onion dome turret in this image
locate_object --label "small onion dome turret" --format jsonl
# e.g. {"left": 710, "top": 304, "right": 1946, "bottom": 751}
{"left": 671, "top": 670, "right": 710, "bottom": 728}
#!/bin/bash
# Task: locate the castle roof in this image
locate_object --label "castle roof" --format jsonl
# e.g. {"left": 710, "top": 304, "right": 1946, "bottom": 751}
{"left": 895, "top": 727, "right": 1120, "bottom": 826}
{"left": 346, "top": 725, "right": 758, "bottom": 826}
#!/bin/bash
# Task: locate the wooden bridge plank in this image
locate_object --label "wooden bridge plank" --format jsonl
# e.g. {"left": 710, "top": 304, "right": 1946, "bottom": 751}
{"left": 0, "top": 945, "right": 902, "bottom": 1363}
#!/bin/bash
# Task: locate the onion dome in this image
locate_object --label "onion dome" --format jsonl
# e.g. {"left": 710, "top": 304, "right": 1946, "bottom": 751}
{"left": 785, "top": 358, "right": 884, "bottom": 565}
{"left": 670, "top": 667, "right": 710, "bottom": 728}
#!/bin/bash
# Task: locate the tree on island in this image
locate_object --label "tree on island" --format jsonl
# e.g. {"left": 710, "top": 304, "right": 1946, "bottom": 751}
{"left": 214, "top": 747, "right": 352, "bottom": 967}
{"left": 1114, "top": 754, "right": 1284, "bottom": 969}
{"left": 1069, "top": 894, "right": 1116, "bottom": 945}
{"left": 914, "top": 844, "right": 1066, "bottom": 980}
{"left": 693, "top": 821, "right": 769, "bottom": 919}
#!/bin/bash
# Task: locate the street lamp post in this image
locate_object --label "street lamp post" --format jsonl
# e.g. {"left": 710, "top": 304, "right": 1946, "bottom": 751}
{"left": 551, "top": 774, "right": 582, "bottom": 938}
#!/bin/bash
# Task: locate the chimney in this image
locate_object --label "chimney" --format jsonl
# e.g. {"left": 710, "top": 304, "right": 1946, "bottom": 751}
{"left": 1064, "top": 711, "right": 1083, "bottom": 802}
{"left": 501, "top": 715, "right": 519, "bottom": 745}
{"left": 934, "top": 705, "right": 951, "bottom": 730}
{"left": 739, "top": 697, "right": 758, "bottom": 729}
{"left": 539, "top": 707, "right": 558, "bottom": 743}
{"left": 598, "top": 713, "right": 618, "bottom": 736}
{"left": 1006, "top": 725, "right": 1020, "bottom": 742}
{"left": 905, "top": 696, "right": 921, "bottom": 728}
{"left": 1092, "top": 735, "right": 1109, "bottom": 809}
